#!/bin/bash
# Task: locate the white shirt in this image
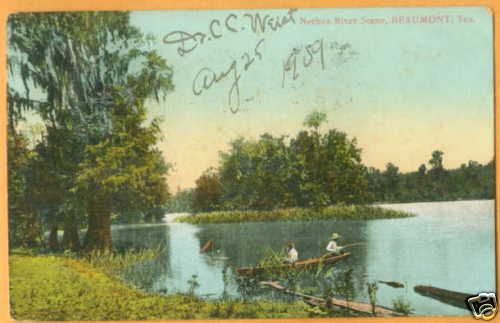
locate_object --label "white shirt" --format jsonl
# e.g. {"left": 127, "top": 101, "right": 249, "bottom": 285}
{"left": 326, "top": 240, "right": 341, "bottom": 253}
{"left": 287, "top": 248, "right": 298, "bottom": 263}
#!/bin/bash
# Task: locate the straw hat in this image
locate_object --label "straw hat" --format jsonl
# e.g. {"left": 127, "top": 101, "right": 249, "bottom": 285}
{"left": 330, "top": 233, "right": 340, "bottom": 240}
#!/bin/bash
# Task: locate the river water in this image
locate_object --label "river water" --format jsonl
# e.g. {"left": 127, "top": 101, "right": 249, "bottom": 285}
{"left": 112, "top": 200, "right": 495, "bottom": 316}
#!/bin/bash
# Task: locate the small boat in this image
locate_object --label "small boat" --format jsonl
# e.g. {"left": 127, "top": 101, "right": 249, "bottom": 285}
{"left": 200, "top": 240, "right": 213, "bottom": 253}
{"left": 236, "top": 252, "right": 350, "bottom": 276}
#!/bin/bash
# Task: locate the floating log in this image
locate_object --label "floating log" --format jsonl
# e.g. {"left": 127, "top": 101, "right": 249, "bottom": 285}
{"left": 414, "top": 285, "right": 471, "bottom": 309}
{"left": 378, "top": 280, "right": 405, "bottom": 288}
{"left": 260, "top": 281, "right": 402, "bottom": 317}
{"left": 237, "top": 253, "right": 350, "bottom": 276}
{"left": 200, "top": 240, "right": 213, "bottom": 253}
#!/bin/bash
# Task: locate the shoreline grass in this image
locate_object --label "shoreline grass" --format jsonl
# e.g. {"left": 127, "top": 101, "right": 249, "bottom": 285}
{"left": 85, "top": 246, "right": 164, "bottom": 276}
{"left": 9, "top": 252, "right": 347, "bottom": 320}
{"left": 177, "top": 205, "right": 413, "bottom": 224}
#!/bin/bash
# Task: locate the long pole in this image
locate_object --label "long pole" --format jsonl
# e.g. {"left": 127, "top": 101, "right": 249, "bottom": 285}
{"left": 341, "top": 242, "right": 364, "bottom": 248}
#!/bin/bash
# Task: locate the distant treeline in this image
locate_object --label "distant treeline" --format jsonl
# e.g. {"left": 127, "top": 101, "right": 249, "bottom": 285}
{"left": 366, "top": 154, "right": 494, "bottom": 203}
{"left": 166, "top": 113, "right": 494, "bottom": 213}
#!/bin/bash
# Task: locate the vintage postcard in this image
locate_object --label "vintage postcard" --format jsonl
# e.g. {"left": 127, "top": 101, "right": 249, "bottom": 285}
{"left": 6, "top": 6, "right": 495, "bottom": 320}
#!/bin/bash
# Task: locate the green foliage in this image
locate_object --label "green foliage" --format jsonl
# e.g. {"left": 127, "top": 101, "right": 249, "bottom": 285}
{"left": 8, "top": 12, "right": 174, "bottom": 250}
{"left": 303, "top": 110, "right": 328, "bottom": 132}
{"left": 8, "top": 12, "right": 173, "bottom": 134}
{"left": 84, "top": 246, "right": 163, "bottom": 275}
{"left": 164, "top": 188, "right": 194, "bottom": 213}
{"left": 391, "top": 297, "right": 413, "bottom": 316}
{"left": 217, "top": 134, "right": 293, "bottom": 210}
{"left": 235, "top": 275, "right": 261, "bottom": 302}
{"left": 30, "top": 125, "right": 87, "bottom": 251}
{"left": 9, "top": 254, "right": 329, "bottom": 320}
{"left": 192, "top": 112, "right": 371, "bottom": 212}
{"left": 234, "top": 249, "right": 311, "bottom": 303}
{"left": 367, "top": 151, "right": 494, "bottom": 203}
{"left": 75, "top": 102, "right": 171, "bottom": 214}
{"left": 255, "top": 249, "right": 306, "bottom": 290}
{"left": 289, "top": 128, "right": 370, "bottom": 206}
{"left": 429, "top": 150, "right": 444, "bottom": 171}
{"left": 305, "top": 305, "right": 329, "bottom": 317}
{"left": 306, "top": 266, "right": 336, "bottom": 313}
{"left": 333, "top": 268, "right": 355, "bottom": 305}
{"left": 245, "top": 252, "right": 374, "bottom": 318}
{"left": 192, "top": 168, "right": 223, "bottom": 212}
{"left": 178, "top": 204, "right": 412, "bottom": 224}
{"left": 8, "top": 131, "right": 43, "bottom": 248}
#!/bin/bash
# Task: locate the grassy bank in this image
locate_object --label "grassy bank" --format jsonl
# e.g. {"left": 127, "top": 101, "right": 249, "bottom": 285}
{"left": 177, "top": 205, "right": 413, "bottom": 224}
{"left": 9, "top": 252, "right": 335, "bottom": 320}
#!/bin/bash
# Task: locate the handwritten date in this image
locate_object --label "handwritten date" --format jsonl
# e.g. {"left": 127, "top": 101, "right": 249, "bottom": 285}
{"left": 192, "top": 39, "right": 265, "bottom": 113}
{"left": 282, "top": 40, "right": 357, "bottom": 87}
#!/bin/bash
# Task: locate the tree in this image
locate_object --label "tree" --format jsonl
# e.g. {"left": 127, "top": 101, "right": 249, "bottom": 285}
{"left": 365, "top": 155, "right": 494, "bottom": 203}
{"left": 8, "top": 12, "right": 174, "bottom": 250}
{"left": 303, "top": 110, "right": 327, "bottom": 134}
{"left": 8, "top": 12, "right": 168, "bottom": 135}
{"left": 382, "top": 163, "right": 400, "bottom": 201}
{"left": 427, "top": 150, "right": 446, "bottom": 197}
{"left": 289, "top": 130, "right": 326, "bottom": 207}
{"left": 76, "top": 100, "right": 171, "bottom": 250}
{"left": 193, "top": 168, "right": 223, "bottom": 212}
{"left": 366, "top": 167, "right": 383, "bottom": 201}
{"left": 8, "top": 130, "right": 41, "bottom": 248}
{"left": 164, "top": 189, "right": 195, "bottom": 213}
{"left": 429, "top": 150, "right": 444, "bottom": 173}
{"left": 321, "top": 130, "right": 370, "bottom": 204}
{"left": 30, "top": 126, "right": 86, "bottom": 250}
{"left": 418, "top": 164, "right": 426, "bottom": 176}
{"left": 212, "top": 112, "right": 370, "bottom": 210}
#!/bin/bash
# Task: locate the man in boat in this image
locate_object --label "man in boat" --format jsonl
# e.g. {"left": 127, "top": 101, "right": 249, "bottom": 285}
{"left": 284, "top": 242, "right": 298, "bottom": 264}
{"left": 325, "top": 232, "right": 343, "bottom": 256}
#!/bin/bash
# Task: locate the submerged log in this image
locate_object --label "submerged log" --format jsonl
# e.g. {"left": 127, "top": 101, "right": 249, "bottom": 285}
{"left": 414, "top": 285, "right": 471, "bottom": 309}
{"left": 260, "top": 281, "right": 402, "bottom": 316}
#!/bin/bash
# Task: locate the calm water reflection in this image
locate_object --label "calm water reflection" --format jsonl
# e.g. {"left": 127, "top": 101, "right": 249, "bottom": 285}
{"left": 112, "top": 200, "right": 495, "bottom": 316}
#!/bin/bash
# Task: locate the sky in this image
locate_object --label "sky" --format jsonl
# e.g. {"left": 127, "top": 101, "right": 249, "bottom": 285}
{"left": 128, "top": 7, "right": 493, "bottom": 190}
{"left": 14, "top": 7, "right": 494, "bottom": 191}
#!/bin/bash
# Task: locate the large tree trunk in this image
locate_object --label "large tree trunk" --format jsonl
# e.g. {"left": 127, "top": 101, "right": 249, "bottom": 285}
{"left": 84, "top": 196, "right": 112, "bottom": 251}
{"left": 62, "top": 214, "right": 80, "bottom": 251}
{"left": 48, "top": 224, "right": 59, "bottom": 250}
